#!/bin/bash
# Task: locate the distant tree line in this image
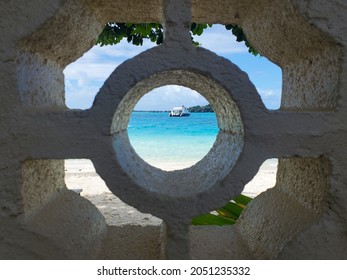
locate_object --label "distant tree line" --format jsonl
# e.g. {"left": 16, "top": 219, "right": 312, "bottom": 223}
{"left": 188, "top": 104, "right": 214, "bottom": 112}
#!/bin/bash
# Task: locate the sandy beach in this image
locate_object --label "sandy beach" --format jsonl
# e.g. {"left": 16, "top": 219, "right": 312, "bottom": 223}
{"left": 65, "top": 159, "right": 277, "bottom": 225}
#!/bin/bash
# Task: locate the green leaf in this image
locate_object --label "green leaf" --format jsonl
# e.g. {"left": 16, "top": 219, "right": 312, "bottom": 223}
{"left": 192, "top": 213, "right": 236, "bottom": 226}
{"left": 191, "top": 194, "right": 253, "bottom": 226}
{"left": 216, "top": 209, "right": 239, "bottom": 221}
{"left": 233, "top": 194, "right": 253, "bottom": 206}
{"left": 156, "top": 32, "right": 163, "bottom": 45}
{"left": 224, "top": 24, "right": 261, "bottom": 56}
{"left": 217, "top": 201, "right": 244, "bottom": 218}
{"left": 190, "top": 23, "right": 208, "bottom": 36}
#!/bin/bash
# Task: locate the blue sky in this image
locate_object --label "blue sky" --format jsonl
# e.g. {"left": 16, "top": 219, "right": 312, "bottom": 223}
{"left": 64, "top": 25, "right": 282, "bottom": 110}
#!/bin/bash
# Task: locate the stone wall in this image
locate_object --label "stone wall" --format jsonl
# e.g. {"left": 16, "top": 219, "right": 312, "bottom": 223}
{"left": 0, "top": 0, "right": 346, "bottom": 259}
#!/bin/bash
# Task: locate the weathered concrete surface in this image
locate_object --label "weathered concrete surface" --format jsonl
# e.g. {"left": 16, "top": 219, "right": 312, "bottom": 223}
{"left": 25, "top": 189, "right": 107, "bottom": 259}
{"left": 0, "top": 0, "right": 346, "bottom": 259}
{"left": 190, "top": 226, "right": 253, "bottom": 259}
{"left": 237, "top": 188, "right": 318, "bottom": 259}
{"left": 21, "top": 160, "right": 65, "bottom": 215}
{"left": 98, "top": 225, "right": 165, "bottom": 259}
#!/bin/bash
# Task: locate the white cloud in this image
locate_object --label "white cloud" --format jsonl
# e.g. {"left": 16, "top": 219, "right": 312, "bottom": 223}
{"left": 193, "top": 25, "right": 248, "bottom": 54}
{"left": 257, "top": 88, "right": 282, "bottom": 109}
{"left": 64, "top": 61, "right": 116, "bottom": 107}
{"left": 64, "top": 42, "right": 151, "bottom": 109}
{"left": 65, "top": 82, "right": 101, "bottom": 109}
{"left": 63, "top": 43, "right": 148, "bottom": 83}
{"left": 64, "top": 62, "right": 119, "bottom": 82}
{"left": 134, "top": 86, "right": 208, "bottom": 111}
{"left": 91, "top": 41, "right": 152, "bottom": 58}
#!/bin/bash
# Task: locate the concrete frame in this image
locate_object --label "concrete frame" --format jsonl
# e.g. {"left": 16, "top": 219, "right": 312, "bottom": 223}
{"left": 0, "top": 0, "right": 346, "bottom": 259}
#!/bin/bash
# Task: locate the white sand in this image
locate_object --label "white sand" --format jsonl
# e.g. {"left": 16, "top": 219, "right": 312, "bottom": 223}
{"left": 65, "top": 159, "right": 277, "bottom": 225}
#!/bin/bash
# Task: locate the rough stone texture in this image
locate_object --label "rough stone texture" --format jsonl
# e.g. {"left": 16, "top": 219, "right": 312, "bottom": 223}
{"left": 230, "top": 0, "right": 346, "bottom": 260}
{"left": 282, "top": 47, "right": 340, "bottom": 110}
{"left": 17, "top": 52, "right": 65, "bottom": 108}
{"left": 276, "top": 158, "right": 330, "bottom": 214}
{"left": 292, "top": 0, "right": 347, "bottom": 47}
{"left": 84, "top": 0, "right": 163, "bottom": 24}
{"left": 237, "top": 188, "right": 318, "bottom": 259}
{"left": 1, "top": 0, "right": 108, "bottom": 259}
{"left": 190, "top": 226, "right": 253, "bottom": 259}
{"left": 98, "top": 225, "right": 165, "bottom": 259}
{"left": 21, "top": 0, "right": 103, "bottom": 68}
{"left": 1, "top": 0, "right": 347, "bottom": 259}
{"left": 278, "top": 213, "right": 347, "bottom": 259}
{"left": 191, "top": 0, "right": 240, "bottom": 24}
{"left": 0, "top": 216, "right": 67, "bottom": 259}
{"left": 21, "top": 160, "right": 65, "bottom": 216}
{"left": 237, "top": 0, "right": 341, "bottom": 111}
{"left": 26, "top": 189, "right": 107, "bottom": 259}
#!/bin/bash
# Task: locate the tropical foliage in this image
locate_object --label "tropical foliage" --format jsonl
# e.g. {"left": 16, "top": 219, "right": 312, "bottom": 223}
{"left": 96, "top": 22, "right": 259, "bottom": 56}
{"left": 192, "top": 194, "right": 252, "bottom": 226}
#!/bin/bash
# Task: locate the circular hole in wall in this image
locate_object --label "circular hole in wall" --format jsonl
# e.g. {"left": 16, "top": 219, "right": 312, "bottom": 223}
{"left": 127, "top": 85, "right": 219, "bottom": 171}
{"left": 112, "top": 70, "right": 244, "bottom": 197}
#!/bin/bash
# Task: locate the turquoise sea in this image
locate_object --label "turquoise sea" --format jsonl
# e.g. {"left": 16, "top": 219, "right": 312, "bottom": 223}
{"left": 127, "top": 112, "right": 219, "bottom": 170}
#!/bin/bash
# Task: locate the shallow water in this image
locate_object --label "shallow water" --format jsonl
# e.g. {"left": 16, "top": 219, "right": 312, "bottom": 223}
{"left": 127, "top": 111, "right": 219, "bottom": 169}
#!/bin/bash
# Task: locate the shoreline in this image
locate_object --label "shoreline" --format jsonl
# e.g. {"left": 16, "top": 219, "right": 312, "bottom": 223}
{"left": 65, "top": 159, "right": 277, "bottom": 225}
{"left": 65, "top": 158, "right": 277, "bottom": 196}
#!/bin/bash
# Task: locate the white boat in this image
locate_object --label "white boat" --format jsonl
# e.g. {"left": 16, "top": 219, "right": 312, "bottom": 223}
{"left": 169, "top": 105, "right": 190, "bottom": 117}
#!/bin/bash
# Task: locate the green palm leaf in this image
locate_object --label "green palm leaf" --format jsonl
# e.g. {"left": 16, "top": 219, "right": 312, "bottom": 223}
{"left": 192, "top": 194, "right": 253, "bottom": 226}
